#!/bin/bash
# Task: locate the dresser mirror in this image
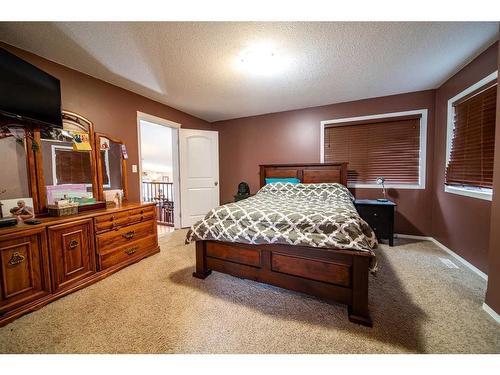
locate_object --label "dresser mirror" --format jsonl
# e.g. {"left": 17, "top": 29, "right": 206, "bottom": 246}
{"left": 95, "top": 133, "right": 128, "bottom": 201}
{"left": 0, "top": 111, "right": 129, "bottom": 215}
{"left": 0, "top": 123, "right": 33, "bottom": 217}
{"left": 39, "top": 111, "right": 98, "bottom": 209}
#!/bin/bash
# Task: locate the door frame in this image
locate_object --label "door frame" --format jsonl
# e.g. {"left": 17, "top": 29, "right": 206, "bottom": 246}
{"left": 136, "top": 111, "right": 181, "bottom": 229}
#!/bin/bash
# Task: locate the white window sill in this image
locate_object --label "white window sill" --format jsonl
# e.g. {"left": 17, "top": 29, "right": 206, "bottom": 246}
{"left": 348, "top": 183, "right": 424, "bottom": 190}
{"left": 444, "top": 185, "right": 492, "bottom": 201}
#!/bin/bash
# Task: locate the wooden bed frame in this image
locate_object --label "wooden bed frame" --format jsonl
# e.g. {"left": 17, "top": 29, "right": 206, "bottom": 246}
{"left": 193, "top": 163, "right": 373, "bottom": 327}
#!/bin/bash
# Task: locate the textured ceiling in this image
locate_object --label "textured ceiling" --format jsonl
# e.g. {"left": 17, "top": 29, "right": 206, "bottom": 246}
{"left": 0, "top": 22, "right": 498, "bottom": 122}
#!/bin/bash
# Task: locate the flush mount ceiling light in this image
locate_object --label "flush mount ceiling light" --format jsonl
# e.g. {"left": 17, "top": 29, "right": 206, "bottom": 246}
{"left": 235, "top": 42, "right": 289, "bottom": 77}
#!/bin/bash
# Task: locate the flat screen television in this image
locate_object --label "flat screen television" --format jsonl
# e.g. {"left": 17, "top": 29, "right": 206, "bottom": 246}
{"left": 0, "top": 47, "right": 62, "bottom": 128}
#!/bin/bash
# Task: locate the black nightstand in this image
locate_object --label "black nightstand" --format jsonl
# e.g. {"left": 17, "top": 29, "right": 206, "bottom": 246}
{"left": 354, "top": 199, "right": 396, "bottom": 246}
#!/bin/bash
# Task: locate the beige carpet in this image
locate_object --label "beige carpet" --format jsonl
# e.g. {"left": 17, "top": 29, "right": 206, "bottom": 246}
{"left": 0, "top": 229, "right": 499, "bottom": 354}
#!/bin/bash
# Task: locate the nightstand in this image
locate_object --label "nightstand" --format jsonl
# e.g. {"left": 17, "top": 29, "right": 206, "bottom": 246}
{"left": 354, "top": 199, "right": 396, "bottom": 246}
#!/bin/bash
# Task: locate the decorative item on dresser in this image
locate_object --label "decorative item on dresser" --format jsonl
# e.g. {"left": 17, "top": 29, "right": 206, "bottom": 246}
{"left": 354, "top": 199, "right": 396, "bottom": 246}
{"left": 192, "top": 163, "right": 376, "bottom": 327}
{"left": 0, "top": 202, "right": 159, "bottom": 326}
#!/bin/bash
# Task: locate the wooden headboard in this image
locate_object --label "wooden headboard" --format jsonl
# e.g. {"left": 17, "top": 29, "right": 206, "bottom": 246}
{"left": 259, "top": 163, "right": 348, "bottom": 188}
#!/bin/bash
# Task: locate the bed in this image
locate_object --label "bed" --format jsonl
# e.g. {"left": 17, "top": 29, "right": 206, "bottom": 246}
{"left": 186, "top": 163, "right": 377, "bottom": 326}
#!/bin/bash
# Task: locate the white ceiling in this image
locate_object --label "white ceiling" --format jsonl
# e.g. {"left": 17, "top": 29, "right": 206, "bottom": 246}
{"left": 0, "top": 22, "right": 498, "bottom": 122}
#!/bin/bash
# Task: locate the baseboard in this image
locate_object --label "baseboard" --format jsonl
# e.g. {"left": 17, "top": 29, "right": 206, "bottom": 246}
{"left": 482, "top": 303, "right": 500, "bottom": 324}
{"left": 395, "top": 233, "right": 488, "bottom": 281}
{"left": 395, "top": 233, "right": 434, "bottom": 241}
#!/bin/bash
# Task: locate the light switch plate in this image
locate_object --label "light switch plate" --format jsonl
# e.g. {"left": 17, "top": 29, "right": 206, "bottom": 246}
{"left": 132, "top": 164, "right": 138, "bottom": 173}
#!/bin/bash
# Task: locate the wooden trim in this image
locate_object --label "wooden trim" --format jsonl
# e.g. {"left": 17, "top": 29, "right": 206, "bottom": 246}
{"left": 25, "top": 127, "right": 40, "bottom": 213}
{"left": 87, "top": 122, "right": 99, "bottom": 201}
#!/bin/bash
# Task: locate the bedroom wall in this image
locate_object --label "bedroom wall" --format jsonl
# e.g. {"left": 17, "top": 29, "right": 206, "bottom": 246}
{"left": 431, "top": 42, "right": 498, "bottom": 274}
{"left": 213, "top": 90, "right": 436, "bottom": 236}
{"left": 485, "top": 35, "right": 500, "bottom": 315}
{"left": 0, "top": 42, "right": 212, "bottom": 202}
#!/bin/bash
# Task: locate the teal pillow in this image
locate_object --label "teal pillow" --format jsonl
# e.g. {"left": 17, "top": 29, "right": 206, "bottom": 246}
{"left": 265, "top": 178, "right": 300, "bottom": 184}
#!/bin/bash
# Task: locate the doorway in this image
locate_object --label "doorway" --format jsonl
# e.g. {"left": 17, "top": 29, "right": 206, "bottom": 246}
{"left": 137, "top": 112, "right": 180, "bottom": 232}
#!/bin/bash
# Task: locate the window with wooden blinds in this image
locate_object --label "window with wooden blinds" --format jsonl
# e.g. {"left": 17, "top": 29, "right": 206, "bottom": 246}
{"left": 55, "top": 149, "right": 92, "bottom": 185}
{"left": 323, "top": 115, "right": 422, "bottom": 186}
{"left": 445, "top": 83, "right": 497, "bottom": 189}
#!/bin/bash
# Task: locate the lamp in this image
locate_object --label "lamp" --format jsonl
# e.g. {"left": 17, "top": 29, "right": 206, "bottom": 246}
{"left": 376, "top": 177, "right": 388, "bottom": 202}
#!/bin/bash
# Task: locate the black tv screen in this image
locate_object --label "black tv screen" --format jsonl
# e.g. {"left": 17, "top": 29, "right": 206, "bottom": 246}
{"left": 0, "top": 47, "right": 62, "bottom": 128}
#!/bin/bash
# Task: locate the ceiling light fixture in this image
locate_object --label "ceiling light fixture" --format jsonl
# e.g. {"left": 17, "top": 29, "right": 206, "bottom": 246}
{"left": 235, "top": 42, "right": 289, "bottom": 77}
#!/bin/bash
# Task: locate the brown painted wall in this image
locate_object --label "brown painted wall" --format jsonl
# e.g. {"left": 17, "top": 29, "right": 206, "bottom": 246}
{"left": 431, "top": 42, "right": 498, "bottom": 274}
{"left": 485, "top": 34, "right": 500, "bottom": 314}
{"left": 0, "top": 42, "right": 212, "bottom": 202}
{"left": 214, "top": 90, "right": 436, "bottom": 236}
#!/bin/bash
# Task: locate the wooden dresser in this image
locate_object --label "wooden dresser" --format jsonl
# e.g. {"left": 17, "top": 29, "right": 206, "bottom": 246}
{"left": 0, "top": 202, "right": 159, "bottom": 326}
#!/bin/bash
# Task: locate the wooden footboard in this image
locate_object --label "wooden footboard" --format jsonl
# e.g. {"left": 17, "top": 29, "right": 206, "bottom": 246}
{"left": 193, "top": 240, "right": 372, "bottom": 327}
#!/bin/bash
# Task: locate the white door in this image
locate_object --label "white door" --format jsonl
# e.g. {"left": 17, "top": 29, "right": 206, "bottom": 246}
{"left": 179, "top": 129, "right": 219, "bottom": 228}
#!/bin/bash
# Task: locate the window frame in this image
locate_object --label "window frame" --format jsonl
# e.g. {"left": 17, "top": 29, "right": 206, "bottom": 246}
{"left": 444, "top": 71, "right": 497, "bottom": 201}
{"left": 320, "top": 109, "right": 428, "bottom": 189}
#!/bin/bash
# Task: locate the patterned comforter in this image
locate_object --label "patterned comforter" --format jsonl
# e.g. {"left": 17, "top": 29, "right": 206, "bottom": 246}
{"left": 185, "top": 182, "right": 378, "bottom": 253}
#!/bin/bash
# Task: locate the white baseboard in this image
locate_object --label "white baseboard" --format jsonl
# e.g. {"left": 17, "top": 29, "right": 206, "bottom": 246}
{"left": 482, "top": 303, "right": 500, "bottom": 324}
{"left": 396, "top": 233, "right": 434, "bottom": 241}
{"left": 395, "top": 233, "right": 488, "bottom": 281}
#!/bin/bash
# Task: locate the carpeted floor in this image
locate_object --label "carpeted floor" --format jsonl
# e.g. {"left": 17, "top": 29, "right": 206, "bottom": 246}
{"left": 0, "top": 229, "right": 499, "bottom": 353}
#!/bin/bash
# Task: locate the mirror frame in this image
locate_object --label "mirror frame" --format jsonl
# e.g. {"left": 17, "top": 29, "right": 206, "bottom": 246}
{"left": 94, "top": 132, "right": 128, "bottom": 202}
{"left": 35, "top": 110, "right": 98, "bottom": 212}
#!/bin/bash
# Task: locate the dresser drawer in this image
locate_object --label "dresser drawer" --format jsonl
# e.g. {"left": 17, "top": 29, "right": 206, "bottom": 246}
{"left": 354, "top": 200, "right": 395, "bottom": 246}
{"left": 96, "top": 219, "right": 155, "bottom": 254}
{"left": 94, "top": 206, "right": 155, "bottom": 232}
{"left": 98, "top": 235, "right": 157, "bottom": 270}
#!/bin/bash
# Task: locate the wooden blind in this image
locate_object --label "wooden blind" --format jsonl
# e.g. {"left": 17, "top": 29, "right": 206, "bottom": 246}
{"left": 55, "top": 149, "right": 92, "bottom": 184}
{"left": 324, "top": 115, "right": 421, "bottom": 185}
{"left": 445, "top": 84, "right": 497, "bottom": 189}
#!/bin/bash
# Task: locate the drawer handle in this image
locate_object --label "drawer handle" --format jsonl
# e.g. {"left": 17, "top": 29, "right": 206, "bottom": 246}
{"left": 110, "top": 215, "right": 115, "bottom": 221}
{"left": 124, "top": 247, "right": 138, "bottom": 255}
{"left": 122, "top": 230, "right": 135, "bottom": 239}
{"left": 69, "top": 239, "right": 79, "bottom": 249}
{"left": 373, "top": 213, "right": 378, "bottom": 217}
{"left": 8, "top": 252, "right": 25, "bottom": 266}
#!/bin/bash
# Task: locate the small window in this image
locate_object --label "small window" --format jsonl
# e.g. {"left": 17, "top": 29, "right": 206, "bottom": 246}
{"left": 445, "top": 72, "right": 497, "bottom": 200}
{"left": 321, "top": 110, "right": 427, "bottom": 189}
{"left": 53, "top": 146, "right": 93, "bottom": 185}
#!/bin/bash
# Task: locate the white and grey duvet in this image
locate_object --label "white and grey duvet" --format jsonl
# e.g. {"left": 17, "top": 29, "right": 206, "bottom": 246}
{"left": 186, "top": 182, "right": 377, "bottom": 253}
